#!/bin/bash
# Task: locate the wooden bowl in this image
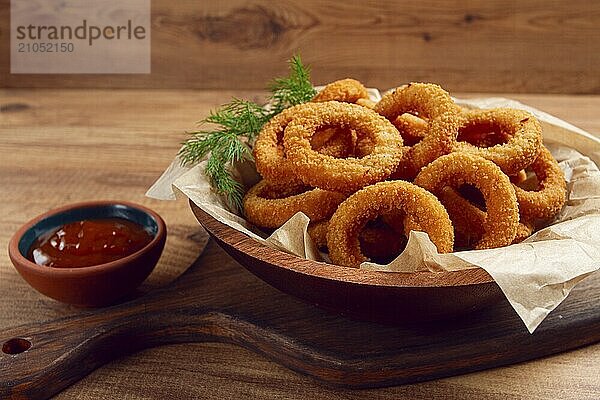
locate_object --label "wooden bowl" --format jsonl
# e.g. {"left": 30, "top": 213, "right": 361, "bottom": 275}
{"left": 192, "top": 120, "right": 600, "bottom": 323}
{"left": 191, "top": 202, "right": 502, "bottom": 323}
{"left": 8, "top": 201, "right": 166, "bottom": 307}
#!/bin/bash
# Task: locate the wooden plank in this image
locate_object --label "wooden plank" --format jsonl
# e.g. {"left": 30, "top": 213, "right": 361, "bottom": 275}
{"left": 1, "top": 1, "right": 600, "bottom": 93}
{"left": 0, "top": 89, "right": 598, "bottom": 399}
{"left": 1, "top": 234, "right": 598, "bottom": 397}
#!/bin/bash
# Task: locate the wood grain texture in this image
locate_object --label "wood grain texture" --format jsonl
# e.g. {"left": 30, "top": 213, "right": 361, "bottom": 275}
{"left": 1, "top": 1, "right": 600, "bottom": 93}
{"left": 0, "top": 89, "right": 599, "bottom": 399}
{"left": 192, "top": 204, "right": 504, "bottom": 323}
{"left": 1, "top": 235, "right": 599, "bottom": 398}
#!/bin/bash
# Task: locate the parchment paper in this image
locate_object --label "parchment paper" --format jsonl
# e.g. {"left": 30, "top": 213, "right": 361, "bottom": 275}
{"left": 147, "top": 90, "right": 600, "bottom": 333}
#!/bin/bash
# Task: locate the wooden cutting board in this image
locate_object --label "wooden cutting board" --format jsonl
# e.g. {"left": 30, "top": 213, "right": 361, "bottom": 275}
{"left": 1, "top": 239, "right": 599, "bottom": 399}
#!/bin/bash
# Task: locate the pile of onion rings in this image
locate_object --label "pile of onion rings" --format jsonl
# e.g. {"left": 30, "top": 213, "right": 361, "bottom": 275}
{"left": 244, "top": 79, "right": 566, "bottom": 267}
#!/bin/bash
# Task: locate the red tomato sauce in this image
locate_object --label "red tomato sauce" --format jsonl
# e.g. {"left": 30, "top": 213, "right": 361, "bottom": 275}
{"left": 28, "top": 218, "right": 153, "bottom": 268}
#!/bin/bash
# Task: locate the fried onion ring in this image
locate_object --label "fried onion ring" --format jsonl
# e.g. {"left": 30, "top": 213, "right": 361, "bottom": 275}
{"left": 243, "top": 180, "right": 346, "bottom": 228}
{"left": 374, "top": 83, "right": 463, "bottom": 179}
{"left": 310, "top": 127, "right": 358, "bottom": 158}
{"left": 453, "top": 108, "right": 542, "bottom": 176}
{"left": 283, "top": 101, "right": 404, "bottom": 193}
{"left": 309, "top": 219, "right": 406, "bottom": 262}
{"left": 393, "top": 113, "right": 428, "bottom": 146}
{"left": 439, "top": 187, "right": 533, "bottom": 248}
{"left": 254, "top": 102, "right": 363, "bottom": 179}
{"left": 414, "top": 153, "right": 519, "bottom": 249}
{"left": 254, "top": 103, "right": 319, "bottom": 183}
{"left": 312, "top": 78, "right": 370, "bottom": 104}
{"left": 513, "top": 145, "right": 566, "bottom": 220}
{"left": 310, "top": 79, "right": 372, "bottom": 157}
{"left": 327, "top": 181, "right": 453, "bottom": 267}
{"left": 510, "top": 169, "right": 528, "bottom": 184}
{"left": 307, "top": 220, "right": 329, "bottom": 249}
{"left": 356, "top": 98, "right": 376, "bottom": 109}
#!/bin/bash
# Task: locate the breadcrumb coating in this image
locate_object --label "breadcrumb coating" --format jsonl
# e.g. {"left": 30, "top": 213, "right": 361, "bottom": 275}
{"left": 375, "top": 83, "right": 463, "bottom": 179}
{"left": 243, "top": 180, "right": 346, "bottom": 228}
{"left": 283, "top": 101, "right": 405, "bottom": 193}
{"left": 312, "top": 78, "right": 370, "bottom": 104}
{"left": 327, "top": 181, "right": 454, "bottom": 267}
{"left": 453, "top": 108, "right": 543, "bottom": 176}
{"left": 414, "top": 153, "right": 519, "bottom": 249}
{"left": 513, "top": 145, "right": 566, "bottom": 220}
{"left": 249, "top": 80, "right": 564, "bottom": 266}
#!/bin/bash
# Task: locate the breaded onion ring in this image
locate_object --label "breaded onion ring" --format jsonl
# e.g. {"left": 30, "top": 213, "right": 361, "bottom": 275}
{"left": 307, "top": 220, "right": 329, "bottom": 249}
{"left": 254, "top": 102, "right": 362, "bottom": 179}
{"left": 439, "top": 187, "right": 533, "bottom": 248}
{"left": 312, "top": 78, "right": 370, "bottom": 104}
{"left": 356, "top": 98, "right": 376, "bottom": 109}
{"left": 310, "top": 79, "right": 371, "bottom": 157}
{"left": 393, "top": 113, "right": 428, "bottom": 146}
{"left": 309, "top": 219, "right": 406, "bottom": 262}
{"left": 243, "top": 180, "right": 346, "bottom": 229}
{"left": 453, "top": 108, "right": 542, "bottom": 176}
{"left": 414, "top": 153, "right": 519, "bottom": 249}
{"left": 510, "top": 170, "right": 528, "bottom": 184}
{"left": 254, "top": 103, "right": 319, "bottom": 183}
{"left": 327, "top": 181, "right": 454, "bottom": 267}
{"left": 513, "top": 145, "right": 566, "bottom": 220}
{"left": 513, "top": 220, "right": 534, "bottom": 244}
{"left": 374, "top": 83, "right": 463, "bottom": 179}
{"left": 283, "top": 101, "right": 404, "bottom": 193}
{"left": 311, "top": 127, "right": 358, "bottom": 158}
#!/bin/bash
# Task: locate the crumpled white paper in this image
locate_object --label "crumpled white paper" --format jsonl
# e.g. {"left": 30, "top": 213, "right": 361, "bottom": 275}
{"left": 147, "top": 91, "right": 600, "bottom": 333}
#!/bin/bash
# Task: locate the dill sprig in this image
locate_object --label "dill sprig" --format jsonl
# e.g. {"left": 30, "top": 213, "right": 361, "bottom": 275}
{"left": 179, "top": 55, "right": 316, "bottom": 211}
{"left": 178, "top": 99, "right": 267, "bottom": 165}
{"left": 268, "top": 56, "right": 317, "bottom": 114}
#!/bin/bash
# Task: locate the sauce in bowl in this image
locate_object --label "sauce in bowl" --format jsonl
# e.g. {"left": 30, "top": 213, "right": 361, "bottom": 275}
{"left": 27, "top": 218, "right": 153, "bottom": 268}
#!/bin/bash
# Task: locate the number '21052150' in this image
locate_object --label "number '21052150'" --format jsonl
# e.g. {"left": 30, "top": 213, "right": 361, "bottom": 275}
{"left": 17, "top": 42, "right": 74, "bottom": 53}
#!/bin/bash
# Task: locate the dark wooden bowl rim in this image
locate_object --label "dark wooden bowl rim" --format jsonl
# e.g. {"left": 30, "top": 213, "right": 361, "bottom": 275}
{"left": 192, "top": 202, "right": 494, "bottom": 289}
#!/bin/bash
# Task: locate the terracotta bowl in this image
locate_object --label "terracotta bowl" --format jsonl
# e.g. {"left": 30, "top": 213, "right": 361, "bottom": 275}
{"left": 8, "top": 201, "right": 166, "bottom": 307}
{"left": 191, "top": 202, "right": 503, "bottom": 323}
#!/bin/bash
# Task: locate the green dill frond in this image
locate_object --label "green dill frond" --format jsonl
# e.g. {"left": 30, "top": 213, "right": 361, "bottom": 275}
{"left": 223, "top": 98, "right": 270, "bottom": 141}
{"left": 203, "top": 99, "right": 266, "bottom": 131}
{"left": 178, "top": 55, "right": 314, "bottom": 212}
{"left": 205, "top": 149, "right": 245, "bottom": 211}
{"left": 177, "top": 130, "right": 220, "bottom": 165}
{"left": 269, "top": 55, "right": 317, "bottom": 113}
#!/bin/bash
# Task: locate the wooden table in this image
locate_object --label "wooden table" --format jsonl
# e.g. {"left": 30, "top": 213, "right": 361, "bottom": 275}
{"left": 1, "top": 89, "right": 598, "bottom": 399}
